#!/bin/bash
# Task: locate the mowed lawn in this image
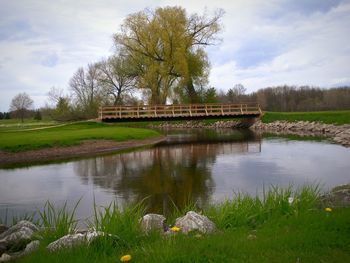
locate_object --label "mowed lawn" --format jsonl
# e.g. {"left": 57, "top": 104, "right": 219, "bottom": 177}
{"left": 0, "top": 121, "right": 160, "bottom": 152}
{"left": 262, "top": 110, "right": 350, "bottom": 125}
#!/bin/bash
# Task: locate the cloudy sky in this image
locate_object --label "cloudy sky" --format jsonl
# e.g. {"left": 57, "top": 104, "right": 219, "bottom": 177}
{"left": 0, "top": 0, "right": 349, "bottom": 111}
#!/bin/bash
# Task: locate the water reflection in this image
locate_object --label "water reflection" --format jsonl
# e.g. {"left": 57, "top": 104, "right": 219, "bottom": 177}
{"left": 74, "top": 129, "right": 260, "bottom": 214}
{"left": 1, "top": 129, "right": 349, "bottom": 222}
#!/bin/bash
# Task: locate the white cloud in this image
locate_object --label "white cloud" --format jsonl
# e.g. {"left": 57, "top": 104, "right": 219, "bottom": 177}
{"left": 209, "top": 0, "right": 350, "bottom": 91}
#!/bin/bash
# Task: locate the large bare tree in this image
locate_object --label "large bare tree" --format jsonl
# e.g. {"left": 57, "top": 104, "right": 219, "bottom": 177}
{"left": 69, "top": 63, "right": 102, "bottom": 117}
{"left": 97, "top": 55, "right": 136, "bottom": 105}
{"left": 9, "top": 92, "right": 34, "bottom": 122}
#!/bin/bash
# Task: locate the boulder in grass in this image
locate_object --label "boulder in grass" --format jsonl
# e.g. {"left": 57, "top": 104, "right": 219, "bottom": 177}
{"left": 46, "top": 231, "right": 103, "bottom": 252}
{"left": 175, "top": 211, "right": 216, "bottom": 234}
{"left": 0, "top": 221, "right": 38, "bottom": 241}
{"left": 0, "top": 227, "right": 34, "bottom": 246}
{"left": 139, "top": 214, "right": 166, "bottom": 233}
{"left": 0, "top": 253, "right": 11, "bottom": 262}
{"left": 0, "top": 220, "right": 39, "bottom": 255}
{"left": 0, "top": 240, "right": 40, "bottom": 262}
{"left": 320, "top": 184, "right": 350, "bottom": 207}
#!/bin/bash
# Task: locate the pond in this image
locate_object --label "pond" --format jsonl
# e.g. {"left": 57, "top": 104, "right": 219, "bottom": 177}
{"left": 0, "top": 129, "right": 349, "bottom": 223}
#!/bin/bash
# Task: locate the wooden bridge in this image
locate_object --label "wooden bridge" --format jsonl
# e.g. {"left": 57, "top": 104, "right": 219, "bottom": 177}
{"left": 99, "top": 103, "right": 262, "bottom": 122}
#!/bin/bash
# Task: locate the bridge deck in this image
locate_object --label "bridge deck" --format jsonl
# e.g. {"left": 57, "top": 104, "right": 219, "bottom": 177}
{"left": 99, "top": 103, "right": 262, "bottom": 122}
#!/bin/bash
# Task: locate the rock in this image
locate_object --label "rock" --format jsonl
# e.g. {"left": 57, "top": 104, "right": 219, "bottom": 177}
{"left": 0, "top": 253, "right": 11, "bottom": 262}
{"left": 139, "top": 214, "right": 166, "bottom": 233}
{"left": 0, "top": 226, "right": 34, "bottom": 246}
{"left": 46, "top": 231, "right": 103, "bottom": 252}
{"left": 0, "top": 226, "right": 8, "bottom": 236}
{"left": 0, "top": 240, "right": 40, "bottom": 262}
{"left": 251, "top": 120, "right": 350, "bottom": 147}
{"left": 22, "top": 240, "right": 40, "bottom": 255}
{"left": 0, "top": 221, "right": 38, "bottom": 240}
{"left": 175, "top": 211, "right": 216, "bottom": 234}
{"left": 0, "top": 221, "right": 39, "bottom": 253}
{"left": 320, "top": 188, "right": 350, "bottom": 207}
{"left": 150, "top": 119, "right": 254, "bottom": 129}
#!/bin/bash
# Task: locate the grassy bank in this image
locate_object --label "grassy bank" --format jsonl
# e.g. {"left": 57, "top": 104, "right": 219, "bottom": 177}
{"left": 0, "top": 121, "right": 160, "bottom": 152}
{"left": 8, "top": 185, "right": 350, "bottom": 262}
{"left": 261, "top": 110, "right": 350, "bottom": 125}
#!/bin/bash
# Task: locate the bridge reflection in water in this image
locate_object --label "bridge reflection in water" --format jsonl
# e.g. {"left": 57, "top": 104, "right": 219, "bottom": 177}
{"left": 74, "top": 129, "right": 261, "bottom": 215}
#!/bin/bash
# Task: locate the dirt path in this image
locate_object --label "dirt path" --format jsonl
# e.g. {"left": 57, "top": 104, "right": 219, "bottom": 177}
{"left": 0, "top": 137, "right": 165, "bottom": 167}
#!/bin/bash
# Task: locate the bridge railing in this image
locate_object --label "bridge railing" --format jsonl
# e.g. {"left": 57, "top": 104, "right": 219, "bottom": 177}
{"left": 99, "top": 103, "right": 261, "bottom": 120}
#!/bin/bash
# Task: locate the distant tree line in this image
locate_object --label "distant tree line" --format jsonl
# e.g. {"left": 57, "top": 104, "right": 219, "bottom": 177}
{"left": 1, "top": 110, "right": 42, "bottom": 121}
{"left": 0, "top": 112, "right": 11, "bottom": 119}
{"left": 218, "top": 85, "right": 350, "bottom": 112}
{"left": 7, "top": 84, "right": 350, "bottom": 122}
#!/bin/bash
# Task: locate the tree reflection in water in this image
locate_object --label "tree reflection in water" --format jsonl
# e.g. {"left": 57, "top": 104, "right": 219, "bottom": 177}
{"left": 74, "top": 129, "right": 260, "bottom": 215}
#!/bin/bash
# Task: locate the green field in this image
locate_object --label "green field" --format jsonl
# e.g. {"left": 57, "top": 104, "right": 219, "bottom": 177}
{"left": 261, "top": 110, "right": 350, "bottom": 125}
{"left": 0, "top": 119, "right": 59, "bottom": 132}
{"left": 11, "top": 185, "right": 350, "bottom": 263}
{"left": 0, "top": 121, "right": 160, "bottom": 152}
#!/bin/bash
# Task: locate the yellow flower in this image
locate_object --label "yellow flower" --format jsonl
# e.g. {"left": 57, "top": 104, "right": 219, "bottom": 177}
{"left": 325, "top": 207, "right": 332, "bottom": 212}
{"left": 120, "top": 254, "right": 132, "bottom": 262}
{"left": 170, "top": 226, "right": 180, "bottom": 232}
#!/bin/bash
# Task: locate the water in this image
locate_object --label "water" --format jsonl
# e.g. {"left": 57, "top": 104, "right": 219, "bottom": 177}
{"left": 1, "top": 129, "right": 349, "bottom": 222}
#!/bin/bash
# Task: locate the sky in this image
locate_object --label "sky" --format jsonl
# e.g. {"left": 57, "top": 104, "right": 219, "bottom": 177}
{"left": 0, "top": 0, "right": 350, "bottom": 111}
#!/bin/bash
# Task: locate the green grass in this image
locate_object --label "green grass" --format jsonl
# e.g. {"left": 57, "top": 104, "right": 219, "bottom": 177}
{"left": 131, "top": 209, "right": 350, "bottom": 263}
{"left": 90, "top": 200, "right": 146, "bottom": 247}
{"left": 38, "top": 200, "right": 80, "bottom": 243}
{"left": 261, "top": 110, "right": 350, "bottom": 125}
{"left": 12, "top": 185, "right": 350, "bottom": 262}
{"left": 0, "top": 121, "right": 161, "bottom": 152}
{"left": 0, "top": 119, "right": 59, "bottom": 132}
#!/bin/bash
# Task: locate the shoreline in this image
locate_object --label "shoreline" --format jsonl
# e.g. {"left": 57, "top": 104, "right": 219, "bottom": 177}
{"left": 1, "top": 119, "right": 349, "bottom": 167}
{"left": 0, "top": 136, "right": 166, "bottom": 167}
{"left": 251, "top": 120, "right": 350, "bottom": 147}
